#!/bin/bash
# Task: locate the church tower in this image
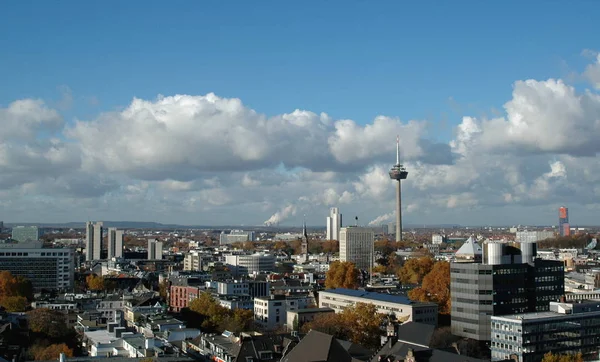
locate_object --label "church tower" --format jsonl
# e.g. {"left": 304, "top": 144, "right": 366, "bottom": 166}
{"left": 301, "top": 217, "right": 309, "bottom": 263}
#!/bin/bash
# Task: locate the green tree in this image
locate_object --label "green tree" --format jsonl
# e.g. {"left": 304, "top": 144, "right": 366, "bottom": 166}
{"left": 292, "top": 315, "right": 299, "bottom": 331}
{"left": 408, "top": 261, "right": 451, "bottom": 314}
{"left": 397, "top": 256, "right": 434, "bottom": 284}
{"left": 325, "top": 261, "right": 360, "bottom": 289}
{"left": 188, "top": 292, "right": 230, "bottom": 332}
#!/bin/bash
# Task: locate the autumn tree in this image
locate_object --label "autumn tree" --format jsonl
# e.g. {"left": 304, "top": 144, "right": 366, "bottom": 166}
{"left": 397, "top": 256, "right": 434, "bottom": 285}
{"left": 301, "top": 303, "right": 384, "bottom": 349}
{"left": 325, "top": 261, "right": 360, "bottom": 289}
{"left": 86, "top": 274, "right": 105, "bottom": 291}
{"left": 158, "top": 280, "right": 169, "bottom": 300}
{"left": 188, "top": 292, "right": 233, "bottom": 332}
{"left": 27, "top": 308, "right": 69, "bottom": 339}
{"left": 321, "top": 239, "right": 339, "bottom": 253}
{"left": 541, "top": 352, "right": 584, "bottom": 362}
{"left": 31, "top": 343, "right": 73, "bottom": 361}
{"left": 0, "top": 296, "right": 28, "bottom": 312}
{"left": 220, "top": 308, "right": 254, "bottom": 333}
{"left": 0, "top": 271, "right": 33, "bottom": 311}
{"left": 408, "top": 261, "right": 451, "bottom": 314}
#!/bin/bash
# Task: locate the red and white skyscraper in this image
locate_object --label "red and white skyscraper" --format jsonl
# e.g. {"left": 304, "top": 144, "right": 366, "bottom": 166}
{"left": 559, "top": 206, "right": 570, "bottom": 237}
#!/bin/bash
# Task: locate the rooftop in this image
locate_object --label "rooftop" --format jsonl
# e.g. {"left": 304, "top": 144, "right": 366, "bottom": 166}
{"left": 321, "top": 288, "right": 435, "bottom": 306}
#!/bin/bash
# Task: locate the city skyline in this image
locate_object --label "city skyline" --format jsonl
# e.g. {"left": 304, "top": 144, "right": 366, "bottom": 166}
{"left": 2, "top": 2, "right": 600, "bottom": 226}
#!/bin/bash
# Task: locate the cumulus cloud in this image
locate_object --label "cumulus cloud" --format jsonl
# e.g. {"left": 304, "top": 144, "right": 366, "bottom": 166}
{"left": 4, "top": 51, "right": 600, "bottom": 225}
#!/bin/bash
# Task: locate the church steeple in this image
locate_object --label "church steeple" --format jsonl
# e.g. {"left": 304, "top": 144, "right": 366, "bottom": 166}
{"left": 301, "top": 215, "right": 309, "bottom": 263}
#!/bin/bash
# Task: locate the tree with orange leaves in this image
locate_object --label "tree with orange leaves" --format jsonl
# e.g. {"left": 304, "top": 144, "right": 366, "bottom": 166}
{"left": 408, "top": 261, "right": 451, "bottom": 314}
{"left": 325, "top": 261, "right": 360, "bottom": 289}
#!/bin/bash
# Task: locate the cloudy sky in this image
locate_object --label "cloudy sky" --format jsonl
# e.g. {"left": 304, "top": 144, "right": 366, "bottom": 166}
{"left": 1, "top": 2, "right": 600, "bottom": 226}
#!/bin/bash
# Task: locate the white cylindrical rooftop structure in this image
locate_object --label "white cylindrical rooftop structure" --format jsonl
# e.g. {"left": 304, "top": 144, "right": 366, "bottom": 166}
{"left": 485, "top": 242, "right": 505, "bottom": 265}
{"left": 520, "top": 242, "right": 537, "bottom": 264}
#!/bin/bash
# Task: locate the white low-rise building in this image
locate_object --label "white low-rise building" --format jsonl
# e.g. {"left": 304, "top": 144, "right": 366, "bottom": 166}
{"left": 254, "top": 295, "right": 314, "bottom": 330}
{"left": 318, "top": 288, "right": 438, "bottom": 325}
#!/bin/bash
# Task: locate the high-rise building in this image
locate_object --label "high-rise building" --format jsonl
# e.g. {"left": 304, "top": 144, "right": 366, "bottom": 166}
{"left": 451, "top": 241, "right": 564, "bottom": 341}
{"left": 85, "top": 221, "right": 103, "bottom": 261}
{"left": 559, "top": 206, "right": 570, "bottom": 237}
{"left": 11, "top": 226, "right": 40, "bottom": 242}
{"left": 148, "top": 238, "right": 163, "bottom": 260}
{"left": 0, "top": 242, "right": 74, "bottom": 291}
{"left": 515, "top": 230, "right": 555, "bottom": 243}
{"left": 339, "top": 226, "right": 374, "bottom": 271}
{"left": 107, "top": 228, "right": 124, "bottom": 259}
{"left": 326, "top": 207, "right": 342, "bottom": 241}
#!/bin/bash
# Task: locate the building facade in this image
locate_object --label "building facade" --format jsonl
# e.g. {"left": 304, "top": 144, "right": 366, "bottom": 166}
{"left": 219, "top": 230, "right": 255, "bottom": 244}
{"left": 318, "top": 288, "right": 438, "bottom": 325}
{"left": 326, "top": 207, "right": 342, "bottom": 241}
{"left": 86, "top": 221, "right": 103, "bottom": 261}
{"left": 11, "top": 226, "right": 40, "bottom": 242}
{"left": 254, "top": 295, "right": 314, "bottom": 330}
{"left": 107, "top": 228, "right": 124, "bottom": 259}
{"left": 515, "top": 230, "right": 555, "bottom": 243}
{"left": 451, "top": 241, "right": 565, "bottom": 341}
{"left": 559, "top": 206, "right": 570, "bottom": 237}
{"left": 169, "top": 285, "right": 204, "bottom": 312}
{"left": 0, "top": 242, "right": 74, "bottom": 291}
{"left": 224, "top": 253, "right": 275, "bottom": 277}
{"left": 148, "top": 239, "right": 163, "bottom": 260}
{"left": 491, "top": 301, "right": 600, "bottom": 362}
{"left": 339, "top": 227, "right": 374, "bottom": 271}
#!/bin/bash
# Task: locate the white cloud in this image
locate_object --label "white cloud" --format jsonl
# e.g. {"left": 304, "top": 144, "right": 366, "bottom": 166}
{"left": 4, "top": 51, "right": 600, "bottom": 225}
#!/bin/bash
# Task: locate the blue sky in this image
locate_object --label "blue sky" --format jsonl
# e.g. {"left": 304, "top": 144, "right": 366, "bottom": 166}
{"left": 1, "top": 1, "right": 597, "bottom": 140}
{"left": 1, "top": 1, "right": 600, "bottom": 226}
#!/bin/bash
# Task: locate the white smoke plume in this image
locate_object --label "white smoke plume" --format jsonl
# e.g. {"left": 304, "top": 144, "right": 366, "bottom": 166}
{"left": 264, "top": 204, "right": 298, "bottom": 226}
{"left": 368, "top": 212, "right": 394, "bottom": 226}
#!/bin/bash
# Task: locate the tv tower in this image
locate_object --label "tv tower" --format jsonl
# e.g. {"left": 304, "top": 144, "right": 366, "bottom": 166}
{"left": 388, "top": 136, "right": 408, "bottom": 242}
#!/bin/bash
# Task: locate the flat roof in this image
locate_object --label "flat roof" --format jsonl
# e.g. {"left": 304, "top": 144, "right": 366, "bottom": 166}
{"left": 84, "top": 330, "right": 119, "bottom": 345}
{"left": 321, "top": 288, "right": 436, "bottom": 306}
{"left": 288, "top": 308, "right": 334, "bottom": 314}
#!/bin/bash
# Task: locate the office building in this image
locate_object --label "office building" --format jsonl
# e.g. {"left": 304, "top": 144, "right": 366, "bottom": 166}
{"left": 11, "top": 225, "right": 40, "bottom": 242}
{"left": 183, "top": 250, "right": 212, "bottom": 271}
{"left": 559, "top": 206, "right": 570, "bottom": 237}
{"left": 217, "top": 280, "right": 270, "bottom": 298}
{"left": 319, "top": 288, "right": 438, "bottom": 326}
{"left": 491, "top": 300, "right": 600, "bottom": 362}
{"left": 451, "top": 241, "right": 564, "bottom": 341}
{"left": 107, "top": 228, "right": 124, "bottom": 259}
{"left": 224, "top": 253, "right": 275, "bottom": 277}
{"left": 254, "top": 295, "right": 314, "bottom": 330}
{"left": 0, "top": 242, "right": 74, "bottom": 291}
{"left": 326, "top": 207, "right": 342, "bottom": 241}
{"left": 515, "top": 230, "right": 555, "bottom": 243}
{"left": 219, "top": 230, "right": 255, "bottom": 245}
{"left": 85, "top": 221, "right": 103, "bottom": 261}
{"left": 339, "top": 226, "right": 374, "bottom": 271}
{"left": 147, "top": 238, "right": 163, "bottom": 260}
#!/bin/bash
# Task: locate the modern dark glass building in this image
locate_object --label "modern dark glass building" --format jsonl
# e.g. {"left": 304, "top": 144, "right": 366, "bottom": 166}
{"left": 451, "top": 241, "right": 564, "bottom": 341}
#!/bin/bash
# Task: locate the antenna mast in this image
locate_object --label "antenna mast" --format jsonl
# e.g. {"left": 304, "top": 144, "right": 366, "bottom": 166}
{"left": 396, "top": 135, "right": 400, "bottom": 165}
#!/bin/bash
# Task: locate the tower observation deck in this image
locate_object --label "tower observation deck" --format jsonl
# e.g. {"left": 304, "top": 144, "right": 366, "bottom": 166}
{"left": 389, "top": 136, "right": 408, "bottom": 241}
